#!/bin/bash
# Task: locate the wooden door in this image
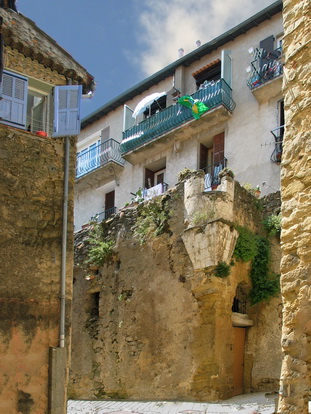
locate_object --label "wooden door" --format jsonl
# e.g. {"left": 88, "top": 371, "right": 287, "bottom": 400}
{"left": 233, "top": 327, "right": 245, "bottom": 396}
{"left": 213, "top": 132, "right": 224, "bottom": 165}
{"left": 105, "top": 190, "right": 115, "bottom": 211}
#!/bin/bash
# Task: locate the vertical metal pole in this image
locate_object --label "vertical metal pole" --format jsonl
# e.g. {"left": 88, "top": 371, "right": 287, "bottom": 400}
{"left": 59, "top": 136, "right": 70, "bottom": 348}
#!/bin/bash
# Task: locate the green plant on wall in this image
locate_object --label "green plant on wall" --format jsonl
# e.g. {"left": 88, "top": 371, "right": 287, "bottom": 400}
{"left": 263, "top": 213, "right": 282, "bottom": 237}
{"left": 214, "top": 261, "right": 231, "bottom": 278}
{"left": 249, "top": 237, "right": 280, "bottom": 304}
{"left": 133, "top": 199, "right": 170, "bottom": 244}
{"left": 233, "top": 226, "right": 280, "bottom": 303}
{"left": 85, "top": 222, "right": 114, "bottom": 267}
{"left": 233, "top": 226, "right": 258, "bottom": 262}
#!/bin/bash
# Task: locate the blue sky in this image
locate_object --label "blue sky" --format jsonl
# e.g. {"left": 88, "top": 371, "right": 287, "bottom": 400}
{"left": 17, "top": 0, "right": 275, "bottom": 118}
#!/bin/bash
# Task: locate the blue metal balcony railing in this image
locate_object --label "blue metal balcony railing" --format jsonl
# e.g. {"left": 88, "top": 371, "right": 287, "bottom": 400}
{"left": 270, "top": 125, "right": 284, "bottom": 164}
{"left": 247, "top": 47, "right": 283, "bottom": 90}
{"left": 76, "top": 138, "right": 124, "bottom": 179}
{"left": 201, "top": 158, "right": 227, "bottom": 188}
{"left": 121, "top": 79, "right": 235, "bottom": 154}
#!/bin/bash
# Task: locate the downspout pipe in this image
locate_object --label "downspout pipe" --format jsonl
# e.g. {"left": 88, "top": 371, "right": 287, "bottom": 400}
{"left": 59, "top": 135, "right": 70, "bottom": 348}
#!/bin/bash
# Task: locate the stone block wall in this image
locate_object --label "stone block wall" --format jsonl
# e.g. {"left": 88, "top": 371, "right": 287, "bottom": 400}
{"left": 70, "top": 174, "right": 282, "bottom": 402}
{"left": 4, "top": 46, "right": 67, "bottom": 86}
{"left": 0, "top": 125, "right": 75, "bottom": 413}
{"left": 279, "top": 0, "right": 311, "bottom": 412}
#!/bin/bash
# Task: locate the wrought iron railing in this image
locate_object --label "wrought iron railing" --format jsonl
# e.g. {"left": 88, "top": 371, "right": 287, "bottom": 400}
{"left": 121, "top": 79, "right": 235, "bottom": 154}
{"left": 270, "top": 125, "right": 284, "bottom": 164}
{"left": 91, "top": 207, "right": 117, "bottom": 223}
{"left": 247, "top": 47, "right": 283, "bottom": 90}
{"left": 201, "top": 158, "right": 227, "bottom": 188}
{"left": 76, "top": 138, "right": 124, "bottom": 178}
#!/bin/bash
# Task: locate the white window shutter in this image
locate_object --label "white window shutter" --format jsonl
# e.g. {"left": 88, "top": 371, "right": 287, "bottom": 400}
{"left": 53, "top": 85, "right": 82, "bottom": 137}
{"left": 123, "top": 104, "right": 135, "bottom": 132}
{"left": 0, "top": 71, "right": 28, "bottom": 129}
{"left": 221, "top": 50, "right": 232, "bottom": 88}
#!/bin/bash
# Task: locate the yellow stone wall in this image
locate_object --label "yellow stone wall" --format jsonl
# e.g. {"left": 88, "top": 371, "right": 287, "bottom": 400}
{"left": 71, "top": 177, "right": 282, "bottom": 401}
{"left": 0, "top": 125, "right": 75, "bottom": 414}
{"left": 279, "top": 0, "right": 311, "bottom": 412}
{"left": 4, "top": 46, "right": 67, "bottom": 85}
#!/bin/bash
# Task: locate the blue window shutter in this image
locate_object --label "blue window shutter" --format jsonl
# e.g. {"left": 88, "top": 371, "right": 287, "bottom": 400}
{"left": 221, "top": 50, "right": 232, "bottom": 88}
{"left": 53, "top": 85, "right": 82, "bottom": 137}
{"left": 0, "top": 71, "right": 28, "bottom": 129}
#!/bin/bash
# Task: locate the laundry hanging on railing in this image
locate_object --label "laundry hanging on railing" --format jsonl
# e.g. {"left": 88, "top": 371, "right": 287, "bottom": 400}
{"left": 178, "top": 95, "right": 209, "bottom": 119}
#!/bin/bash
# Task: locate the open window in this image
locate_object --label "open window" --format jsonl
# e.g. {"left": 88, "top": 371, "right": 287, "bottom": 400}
{"left": 199, "top": 132, "right": 226, "bottom": 189}
{"left": 0, "top": 70, "right": 82, "bottom": 137}
{"left": 143, "top": 95, "right": 167, "bottom": 118}
{"left": 193, "top": 50, "right": 232, "bottom": 90}
{"left": 143, "top": 158, "right": 168, "bottom": 199}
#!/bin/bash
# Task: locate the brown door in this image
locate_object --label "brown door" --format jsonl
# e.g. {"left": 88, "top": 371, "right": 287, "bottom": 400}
{"left": 213, "top": 132, "right": 224, "bottom": 165}
{"left": 105, "top": 190, "right": 115, "bottom": 215}
{"left": 233, "top": 327, "right": 245, "bottom": 396}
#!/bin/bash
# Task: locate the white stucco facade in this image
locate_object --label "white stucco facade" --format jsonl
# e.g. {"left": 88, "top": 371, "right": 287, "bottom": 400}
{"left": 74, "top": 4, "right": 283, "bottom": 230}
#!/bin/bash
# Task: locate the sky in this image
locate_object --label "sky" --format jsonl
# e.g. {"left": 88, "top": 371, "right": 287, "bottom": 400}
{"left": 17, "top": 0, "right": 276, "bottom": 118}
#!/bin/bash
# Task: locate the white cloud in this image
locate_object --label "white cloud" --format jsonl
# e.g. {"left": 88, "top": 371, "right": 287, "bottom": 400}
{"left": 133, "top": 0, "right": 275, "bottom": 76}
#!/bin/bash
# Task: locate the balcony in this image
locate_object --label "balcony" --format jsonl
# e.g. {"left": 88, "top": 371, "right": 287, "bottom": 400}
{"left": 270, "top": 125, "right": 284, "bottom": 164}
{"left": 201, "top": 158, "right": 227, "bottom": 189}
{"left": 121, "top": 79, "right": 235, "bottom": 157}
{"left": 75, "top": 139, "right": 124, "bottom": 190}
{"left": 246, "top": 47, "right": 283, "bottom": 103}
{"left": 90, "top": 207, "right": 117, "bottom": 223}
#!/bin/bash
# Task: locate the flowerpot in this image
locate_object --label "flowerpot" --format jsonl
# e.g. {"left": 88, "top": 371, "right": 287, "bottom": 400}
{"left": 36, "top": 131, "right": 48, "bottom": 137}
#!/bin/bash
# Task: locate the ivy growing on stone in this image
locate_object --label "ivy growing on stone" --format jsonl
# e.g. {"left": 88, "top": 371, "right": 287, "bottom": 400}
{"left": 233, "top": 226, "right": 280, "bottom": 303}
{"left": 249, "top": 237, "right": 280, "bottom": 304}
{"left": 263, "top": 213, "right": 282, "bottom": 237}
{"left": 85, "top": 223, "right": 114, "bottom": 267}
{"left": 233, "top": 226, "right": 258, "bottom": 262}
{"left": 214, "top": 261, "right": 231, "bottom": 278}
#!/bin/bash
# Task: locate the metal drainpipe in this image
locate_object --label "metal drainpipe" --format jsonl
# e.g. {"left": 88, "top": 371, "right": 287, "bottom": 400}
{"left": 59, "top": 135, "right": 70, "bottom": 348}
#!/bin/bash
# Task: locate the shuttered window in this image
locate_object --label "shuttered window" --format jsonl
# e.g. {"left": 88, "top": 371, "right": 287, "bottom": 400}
{"left": 0, "top": 71, "right": 28, "bottom": 128}
{"left": 53, "top": 85, "right": 82, "bottom": 137}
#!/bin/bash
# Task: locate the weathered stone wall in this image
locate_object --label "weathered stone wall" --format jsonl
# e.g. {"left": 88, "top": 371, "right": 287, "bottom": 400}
{"left": 70, "top": 175, "right": 282, "bottom": 402}
{"left": 4, "top": 46, "right": 67, "bottom": 86}
{"left": 279, "top": 0, "right": 311, "bottom": 412}
{"left": 0, "top": 125, "right": 75, "bottom": 413}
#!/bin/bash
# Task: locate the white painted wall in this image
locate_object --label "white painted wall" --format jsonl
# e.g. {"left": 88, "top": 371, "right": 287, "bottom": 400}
{"left": 74, "top": 12, "right": 283, "bottom": 229}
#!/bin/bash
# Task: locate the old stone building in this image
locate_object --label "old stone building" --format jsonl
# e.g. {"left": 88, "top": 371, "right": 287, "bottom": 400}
{"left": 0, "top": 5, "right": 93, "bottom": 414}
{"left": 74, "top": 1, "right": 284, "bottom": 231}
{"left": 278, "top": 0, "right": 311, "bottom": 412}
{"left": 70, "top": 172, "right": 282, "bottom": 402}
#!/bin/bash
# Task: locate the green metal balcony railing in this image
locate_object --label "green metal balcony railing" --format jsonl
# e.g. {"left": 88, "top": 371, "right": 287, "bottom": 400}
{"left": 76, "top": 138, "right": 124, "bottom": 179}
{"left": 121, "top": 79, "right": 235, "bottom": 154}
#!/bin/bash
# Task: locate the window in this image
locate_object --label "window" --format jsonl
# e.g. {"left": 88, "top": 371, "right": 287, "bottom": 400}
{"left": 144, "top": 158, "right": 168, "bottom": 199}
{"left": 270, "top": 100, "right": 284, "bottom": 163}
{"left": 193, "top": 60, "right": 221, "bottom": 90}
{"left": 143, "top": 95, "right": 167, "bottom": 118}
{"left": 1, "top": 70, "right": 82, "bottom": 137}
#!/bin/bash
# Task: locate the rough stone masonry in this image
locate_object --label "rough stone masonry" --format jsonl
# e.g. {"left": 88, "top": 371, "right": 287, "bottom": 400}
{"left": 278, "top": 0, "right": 311, "bottom": 412}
